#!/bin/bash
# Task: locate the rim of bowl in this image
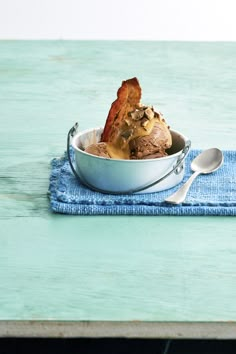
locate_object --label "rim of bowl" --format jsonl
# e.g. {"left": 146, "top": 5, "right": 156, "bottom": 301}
{"left": 71, "top": 127, "right": 189, "bottom": 163}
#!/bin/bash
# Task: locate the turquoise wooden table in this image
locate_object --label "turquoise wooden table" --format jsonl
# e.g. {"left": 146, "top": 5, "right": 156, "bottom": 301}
{"left": 0, "top": 40, "right": 236, "bottom": 339}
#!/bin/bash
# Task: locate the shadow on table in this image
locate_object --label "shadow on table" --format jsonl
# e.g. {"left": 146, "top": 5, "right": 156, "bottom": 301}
{"left": 0, "top": 338, "right": 236, "bottom": 353}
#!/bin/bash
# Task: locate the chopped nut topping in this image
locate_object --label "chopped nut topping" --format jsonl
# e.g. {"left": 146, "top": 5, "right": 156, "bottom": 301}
{"left": 130, "top": 109, "right": 145, "bottom": 121}
{"left": 144, "top": 107, "right": 154, "bottom": 120}
{"left": 141, "top": 117, "right": 149, "bottom": 127}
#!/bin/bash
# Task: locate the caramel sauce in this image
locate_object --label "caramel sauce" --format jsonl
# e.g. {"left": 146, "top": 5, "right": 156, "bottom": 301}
{"left": 106, "top": 117, "right": 157, "bottom": 159}
{"left": 106, "top": 143, "right": 130, "bottom": 159}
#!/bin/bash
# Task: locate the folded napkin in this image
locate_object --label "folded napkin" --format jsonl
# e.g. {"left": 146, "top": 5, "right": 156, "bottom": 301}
{"left": 49, "top": 150, "right": 236, "bottom": 216}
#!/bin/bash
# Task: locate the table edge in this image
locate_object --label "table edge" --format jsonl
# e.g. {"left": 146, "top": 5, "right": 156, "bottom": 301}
{"left": 0, "top": 321, "right": 236, "bottom": 339}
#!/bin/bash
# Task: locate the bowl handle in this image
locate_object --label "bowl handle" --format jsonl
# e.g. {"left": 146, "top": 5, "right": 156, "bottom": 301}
{"left": 67, "top": 122, "right": 80, "bottom": 180}
{"left": 67, "top": 123, "right": 191, "bottom": 194}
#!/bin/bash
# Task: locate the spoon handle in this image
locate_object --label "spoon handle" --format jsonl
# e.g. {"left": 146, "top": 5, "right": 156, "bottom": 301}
{"left": 165, "top": 171, "right": 201, "bottom": 204}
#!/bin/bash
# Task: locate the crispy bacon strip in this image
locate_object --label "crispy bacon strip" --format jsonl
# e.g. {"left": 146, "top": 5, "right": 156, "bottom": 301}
{"left": 101, "top": 77, "right": 142, "bottom": 142}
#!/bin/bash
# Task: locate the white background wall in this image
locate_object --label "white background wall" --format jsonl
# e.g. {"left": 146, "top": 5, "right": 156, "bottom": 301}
{"left": 0, "top": 0, "right": 235, "bottom": 40}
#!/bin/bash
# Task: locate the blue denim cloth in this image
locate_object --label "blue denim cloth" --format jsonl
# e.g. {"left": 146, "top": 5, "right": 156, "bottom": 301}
{"left": 49, "top": 150, "right": 236, "bottom": 216}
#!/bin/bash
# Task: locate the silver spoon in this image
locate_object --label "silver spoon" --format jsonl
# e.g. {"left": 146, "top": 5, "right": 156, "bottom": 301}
{"left": 165, "top": 148, "right": 224, "bottom": 204}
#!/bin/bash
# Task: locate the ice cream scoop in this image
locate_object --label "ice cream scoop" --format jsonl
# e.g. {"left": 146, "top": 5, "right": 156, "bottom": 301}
{"left": 85, "top": 142, "right": 111, "bottom": 158}
{"left": 129, "top": 117, "right": 172, "bottom": 159}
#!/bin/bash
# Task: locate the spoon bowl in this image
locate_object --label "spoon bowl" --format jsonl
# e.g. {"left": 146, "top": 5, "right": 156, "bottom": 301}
{"left": 165, "top": 148, "right": 224, "bottom": 204}
{"left": 191, "top": 148, "right": 224, "bottom": 174}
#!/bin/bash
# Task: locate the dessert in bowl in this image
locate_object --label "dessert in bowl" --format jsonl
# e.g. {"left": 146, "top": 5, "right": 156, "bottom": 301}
{"left": 69, "top": 78, "right": 190, "bottom": 194}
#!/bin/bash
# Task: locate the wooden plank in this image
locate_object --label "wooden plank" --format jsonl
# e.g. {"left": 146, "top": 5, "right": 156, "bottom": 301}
{"left": 1, "top": 217, "right": 236, "bottom": 322}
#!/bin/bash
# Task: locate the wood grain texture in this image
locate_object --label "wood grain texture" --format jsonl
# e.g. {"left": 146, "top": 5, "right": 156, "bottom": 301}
{"left": 0, "top": 41, "right": 236, "bottom": 334}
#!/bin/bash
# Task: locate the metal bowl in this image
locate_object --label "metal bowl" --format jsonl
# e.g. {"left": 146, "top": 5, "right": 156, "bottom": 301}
{"left": 69, "top": 126, "right": 191, "bottom": 194}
